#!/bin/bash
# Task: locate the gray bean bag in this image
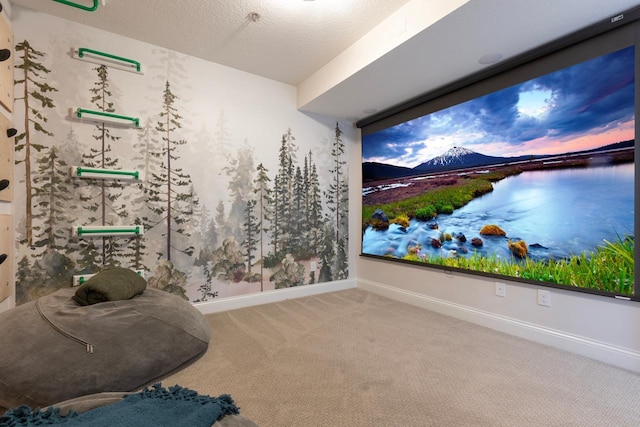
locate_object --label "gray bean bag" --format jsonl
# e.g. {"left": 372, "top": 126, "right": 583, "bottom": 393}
{"left": 0, "top": 286, "right": 210, "bottom": 409}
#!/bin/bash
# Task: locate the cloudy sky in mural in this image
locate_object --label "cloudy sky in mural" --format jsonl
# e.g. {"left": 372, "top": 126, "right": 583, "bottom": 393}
{"left": 363, "top": 46, "right": 635, "bottom": 168}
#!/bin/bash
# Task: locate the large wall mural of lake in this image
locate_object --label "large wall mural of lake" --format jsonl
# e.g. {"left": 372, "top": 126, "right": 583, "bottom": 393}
{"left": 361, "top": 45, "right": 635, "bottom": 298}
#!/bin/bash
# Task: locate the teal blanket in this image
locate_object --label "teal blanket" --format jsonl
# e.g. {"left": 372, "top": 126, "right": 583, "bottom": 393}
{"left": 0, "top": 384, "right": 239, "bottom": 427}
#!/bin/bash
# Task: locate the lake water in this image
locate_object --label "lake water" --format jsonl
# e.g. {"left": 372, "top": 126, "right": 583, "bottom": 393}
{"left": 362, "top": 163, "right": 635, "bottom": 262}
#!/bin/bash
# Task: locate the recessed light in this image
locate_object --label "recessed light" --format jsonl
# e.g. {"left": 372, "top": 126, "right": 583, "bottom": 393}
{"left": 478, "top": 53, "right": 503, "bottom": 65}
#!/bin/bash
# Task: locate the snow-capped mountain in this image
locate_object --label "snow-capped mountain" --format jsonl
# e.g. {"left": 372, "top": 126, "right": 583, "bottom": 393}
{"left": 413, "top": 146, "right": 508, "bottom": 173}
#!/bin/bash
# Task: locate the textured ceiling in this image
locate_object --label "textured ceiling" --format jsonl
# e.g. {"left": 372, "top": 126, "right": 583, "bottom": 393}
{"left": 9, "top": 0, "right": 410, "bottom": 85}
{"left": 8, "top": 0, "right": 640, "bottom": 122}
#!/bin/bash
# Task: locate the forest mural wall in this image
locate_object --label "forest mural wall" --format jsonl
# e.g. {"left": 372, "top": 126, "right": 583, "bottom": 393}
{"left": 11, "top": 7, "right": 351, "bottom": 304}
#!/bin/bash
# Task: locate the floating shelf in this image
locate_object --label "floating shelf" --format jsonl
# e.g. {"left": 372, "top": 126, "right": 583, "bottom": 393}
{"left": 72, "top": 47, "right": 144, "bottom": 74}
{"left": 73, "top": 225, "right": 144, "bottom": 238}
{"left": 73, "top": 107, "right": 140, "bottom": 128}
{"left": 72, "top": 269, "right": 145, "bottom": 287}
{"left": 71, "top": 166, "right": 141, "bottom": 181}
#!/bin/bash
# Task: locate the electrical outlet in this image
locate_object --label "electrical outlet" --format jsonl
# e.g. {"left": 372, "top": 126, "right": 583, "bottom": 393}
{"left": 495, "top": 282, "right": 506, "bottom": 297}
{"left": 537, "top": 289, "right": 551, "bottom": 307}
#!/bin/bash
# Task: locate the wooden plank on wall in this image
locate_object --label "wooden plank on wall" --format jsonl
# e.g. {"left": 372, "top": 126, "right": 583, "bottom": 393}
{"left": 0, "top": 12, "right": 13, "bottom": 113}
{"left": 0, "top": 112, "right": 13, "bottom": 202}
{"left": 0, "top": 214, "right": 11, "bottom": 302}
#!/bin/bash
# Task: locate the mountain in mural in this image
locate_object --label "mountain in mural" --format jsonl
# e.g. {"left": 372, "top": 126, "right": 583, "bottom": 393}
{"left": 412, "top": 146, "right": 511, "bottom": 173}
{"left": 363, "top": 139, "right": 635, "bottom": 182}
{"left": 362, "top": 146, "right": 513, "bottom": 182}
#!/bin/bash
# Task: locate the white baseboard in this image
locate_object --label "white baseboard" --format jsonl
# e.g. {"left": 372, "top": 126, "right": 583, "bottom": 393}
{"left": 194, "top": 279, "right": 357, "bottom": 314}
{"left": 358, "top": 279, "right": 640, "bottom": 373}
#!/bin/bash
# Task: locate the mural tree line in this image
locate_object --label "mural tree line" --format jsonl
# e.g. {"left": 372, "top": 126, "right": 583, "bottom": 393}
{"left": 13, "top": 39, "right": 349, "bottom": 304}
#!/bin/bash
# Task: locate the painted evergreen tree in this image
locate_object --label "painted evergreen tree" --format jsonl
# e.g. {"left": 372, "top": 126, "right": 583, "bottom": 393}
{"left": 76, "top": 239, "right": 101, "bottom": 273}
{"left": 123, "top": 217, "right": 147, "bottom": 270}
{"left": 123, "top": 119, "right": 159, "bottom": 271}
{"left": 325, "top": 122, "right": 349, "bottom": 279}
{"left": 253, "top": 162, "right": 272, "bottom": 291}
{"left": 291, "top": 165, "right": 306, "bottom": 258}
{"left": 14, "top": 40, "right": 58, "bottom": 246}
{"left": 241, "top": 199, "right": 260, "bottom": 278}
{"left": 79, "top": 65, "right": 127, "bottom": 268}
{"left": 31, "top": 146, "right": 74, "bottom": 250}
{"left": 15, "top": 255, "right": 46, "bottom": 304}
{"left": 194, "top": 205, "right": 218, "bottom": 301}
{"left": 271, "top": 128, "right": 297, "bottom": 257}
{"left": 326, "top": 123, "right": 347, "bottom": 241}
{"left": 302, "top": 155, "right": 311, "bottom": 253}
{"left": 194, "top": 205, "right": 217, "bottom": 266}
{"left": 148, "top": 81, "right": 198, "bottom": 261}
{"left": 318, "top": 223, "right": 335, "bottom": 283}
{"left": 307, "top": 152, "right": 323, "bottom": 257}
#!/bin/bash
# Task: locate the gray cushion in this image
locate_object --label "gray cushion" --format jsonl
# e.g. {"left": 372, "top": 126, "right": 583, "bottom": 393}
{"left": 0, "top": 287, "right": 210, "bottom": 409}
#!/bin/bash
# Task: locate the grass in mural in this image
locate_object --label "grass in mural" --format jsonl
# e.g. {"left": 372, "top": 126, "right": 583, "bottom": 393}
{"left": 401, "top": 236, "right": 634, "bottom": 295}
{"left": 362, "top": 173, "right": 505, "bottom": 226}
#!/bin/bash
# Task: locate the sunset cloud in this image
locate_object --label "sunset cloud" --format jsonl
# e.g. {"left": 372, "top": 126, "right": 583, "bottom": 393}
{"left": 363, "top": 46, "right": 635, "bottom": 168}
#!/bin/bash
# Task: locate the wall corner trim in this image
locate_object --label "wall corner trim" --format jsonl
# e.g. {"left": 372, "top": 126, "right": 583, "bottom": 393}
{"left": 194, "top": 279, "right": 357, "bottom": 315}
{"left": 357, "top": 279, "right": 640, "bottom": 373}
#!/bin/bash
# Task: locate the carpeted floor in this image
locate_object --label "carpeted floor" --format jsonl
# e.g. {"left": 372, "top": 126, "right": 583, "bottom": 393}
{"left": 164, "top": 288, "right": 640, "bottom": 426}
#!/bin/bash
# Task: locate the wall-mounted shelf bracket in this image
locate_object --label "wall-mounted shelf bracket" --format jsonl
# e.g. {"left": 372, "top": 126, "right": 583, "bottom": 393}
{"left": 72, "top": 166, "right": 141, "bottom": 181}
{"left": 74, "top": 107, "right": 140, "bottom": 128}
{"left": 73, "top": 269, "right": 145, "bottom": 287}
{"left": 72, "top": 47, "right": 143, "bottom": 74}
{"left": 54, "top": 0, "right": 98, "bottom": 12}
{"left": 73, "top": 225, "right": 144, "bottom": 238}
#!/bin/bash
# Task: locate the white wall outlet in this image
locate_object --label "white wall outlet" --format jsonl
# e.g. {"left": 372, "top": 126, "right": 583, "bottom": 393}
{"left": 537, "top": 289, "right": 551, "bottom": 307}
{"left": 495, "top": 282, "right": 506, "bottom": 297}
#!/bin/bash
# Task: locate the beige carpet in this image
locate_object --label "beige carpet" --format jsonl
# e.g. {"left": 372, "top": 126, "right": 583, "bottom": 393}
{"left": 164, "top": 288, "right": 640, "bottom": 426}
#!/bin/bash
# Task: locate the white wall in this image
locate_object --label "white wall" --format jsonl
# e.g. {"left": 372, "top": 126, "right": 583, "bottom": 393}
{"left": 6, "top": 6, "right": 354, "bottom": 308}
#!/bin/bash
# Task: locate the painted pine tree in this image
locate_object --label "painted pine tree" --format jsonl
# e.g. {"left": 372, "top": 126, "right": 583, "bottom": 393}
{"left": 194, "top": 205, "right": 217, "bottom": 266}
{"left": 302, "top": 155, "right": 311, "bottom": 254}
{"left": 124, "top": 119, "right": 159, "bottom": 270}
{"left": 292, "top": 165, "right": 306, "bottom": 257}
{"left": 272, "top": 128, "right": 297, "bottom": 258}
{"left": 78, "top": 65, "right": 127, "bottom": 268}
{"left": 306, "top": 152, "right": 323, "bottom": 257}
{"left": 14, "top": 40, "right": 58, "bottom": 246}
{"left": 148, "top": 81, "right": 198, "bottom": 261}
{"left": 31, "top": 146, "right": 75, "bottom": 250}
{"left": 194, "top": 205, "right": 218, "bottom": 302}
{"left": 318, "top": 222, "right": 335, "bottom": 283}
{"left": 253, "top": 162, "right": 272, "bottom": 291}
{"left": 325, "top": 122, "right": 349, "bottom": 279}
{"left": 242, "top": 199, "right": 260, "bottom": 278}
